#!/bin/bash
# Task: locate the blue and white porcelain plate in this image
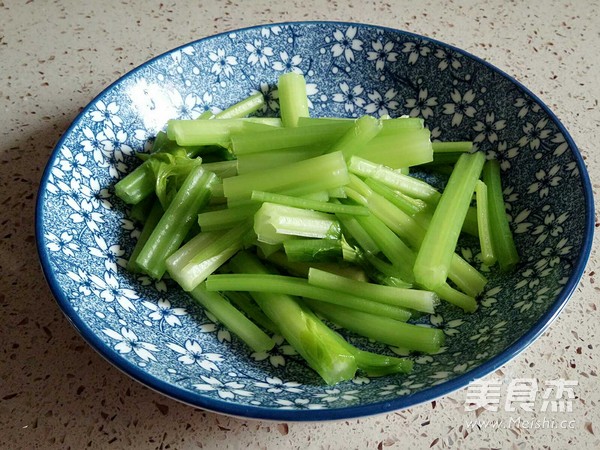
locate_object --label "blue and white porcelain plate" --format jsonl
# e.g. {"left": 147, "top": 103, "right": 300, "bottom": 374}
{"left": 36, "top": 22, "right": 594, "bottom": 421}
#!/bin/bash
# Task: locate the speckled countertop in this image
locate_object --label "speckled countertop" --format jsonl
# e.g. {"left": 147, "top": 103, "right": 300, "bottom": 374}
{"left": 1, "top": 0, "right": 598, "bottom": 448}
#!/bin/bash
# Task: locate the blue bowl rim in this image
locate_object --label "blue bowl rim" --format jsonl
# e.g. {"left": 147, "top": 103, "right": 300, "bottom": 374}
{"left": 36, "top": 20, "right": 595, "bottom": 422}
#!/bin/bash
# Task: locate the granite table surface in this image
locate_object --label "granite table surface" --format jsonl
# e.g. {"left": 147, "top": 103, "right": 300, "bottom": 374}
{"left": 1, "top": 0, "right": 598, "bottom": 448}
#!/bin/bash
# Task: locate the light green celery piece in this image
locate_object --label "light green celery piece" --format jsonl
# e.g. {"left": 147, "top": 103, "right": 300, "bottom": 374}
{"left": 230, "top": 122, "right": 351, "bottom": 155}
{"left": 135, "top": 167, "right": 217, "bottom": 279}
{"left": 483, "top": 160, "right": 520, "bottom": 272}
{"left": 236, "top": 146, "right": 325, "bottom": 174}
{"left": 379, "top": 117, "right": 425, "bottom": 134}
{"left": 250, "top": 190, "right": 368, "bottom": 216}
{"left": 346, "top": 180, "right": 486, "bottom": 297}
{"left": 278, "top": 72, "right": 309, "bottom": 127}
{"left": 355, "top": 128, "right": 433, "bottom": 168}
{"left": 432, "top": 141, "right": 473, "bottom": 153}
{"left": 227, "top": 251, "right": 357, "bottom": 385}
{"left": 167, "top": 119, "right": 272, "bottom": 147}
{"left": 328, "top": 115, "right": 382, "bottom": 159}
{"left": 349, "top": 156, "right": 441, "bottom": 204}
{"left": 433, "top": 283, "right": 478, "bottom": 313}
{"left": 254, "top": 202, "right": 341, "bottom": 245}
{"left": 475, "top": 180, "right": 497, "bottom": 266}
{"left": 126, "top": 202, "right": 164, "bottom": 273}
{"left": 335, "top": 212, "right": 381, "bottom": 256}
{"left": 213, "top": 92, "right": 266, "bottom": 119}
{"left": 266, "top": 251, "right": 368, "bottom": 281}
{"left": 240, "top": 117, "right": 283, "bottom": 127}
{"left": 305, "top": 300, "right": 444, "bottom": 354}
{"left": 308, "top": 268, "right": 438, "bottom": 314}
{"left": 364, "top": 178, "right": 428, "bottom": 216}
{"left": 222, "top": 151, "right": 350, "bottom": 201}
{"left": 188, "top": 283, "right": 274, "bottom": 352}
{"left": 169, "top": 222, "right": 250, "bottom": 292}
{"left": 345, "top": 175, "right": 425, "bottom": 246}
{"left": 129, "top": 194, "right": 157, "bottom": 225}
{"left": 298, "top": 307, "right": 413, "bottom": 376}
{"left": 197, "top": 204, "right": 260, "bottom": 231}
{"left": 201, "top": 160, "right": 238, "bottom": 178}
{"left": 205, "top": 274, "right": 412, "bottom": 322}
{"left": 462, "top": 207, "right": 480, "bottom": 237}
{"left": 327, "top": 186, "right": 347, "bottom": 198}
{"left": 283, "top": 239, "right": 342, "bottom": 262}
{"left": 225, "top": 291, "right": 280, "bottom": 334}
{"left": 114, "top": 162, "right": 155, "bottom": 204}
{"left": 165, "top": 230, "right": 223, "bottom": 274}
{"left": 255, "top": 241, "right": 282, "bottom": 258}
{"left": 413, "top": 152, "right": 486, "bottom": 289}
{"left": 354, "top": 213, "right": 416, "bottom": 283}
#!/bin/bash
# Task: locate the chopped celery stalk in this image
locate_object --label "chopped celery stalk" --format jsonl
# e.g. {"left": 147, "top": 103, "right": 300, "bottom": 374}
{"left": 164, "top": 230, "right": 222, "bottom": 273}
{"left": 150, "top": 131, "right": 172, "bottom": 152}
{"left": 363, "top": 253, "right": 413, "bottom": 288}
{"left": 463, "top": 206, "right": 480, "bottom": 237}
{"left": 354, "top": 213, "right": 416, "bottom": 283}
{"left": 301, "top": 191, "right": 331, "bottom": 202}
{"left": 230, "top": 122, "right": 351, "bottom": 155}
{"left": 225, "top": 291, "right": 280, "bottom": 334}
{"left": 255, "top": 241, "right": 282, "bottom": 258}
{"left": 364, "top": 178, "right": 428, "bottom": 216}
{"left": 414, "top": 152, "right": 486, "bottom": 289}
{"left": 296, "top": 117, "right": 353, "bottom": 126}
{"left": 240, "top": 117, "right": 283, "bottom": 127}
{"left": 115, "top": 162, "right": 155, "bottom": 204}
{"left": 354, "top": 128, "right": 433, "bottom": 168}
{"left": 483, "top": 160, "right": 520, "bottom": 271}
{"left": 447, "top": 253, "right": 488, "bottom": 297}
{"left": 350, "top": 349, "right": 413, "bottom": 376}
{"left": 308, "top": 268, "right": 438, "bottom": 314}
{"left": 169, "top": 222, "right": 250, "bottom": 291}
{"left": 129, "top": 194, "right": 156, "bottom": 224}
{"left": 126, "top": 202, "right": 164, "bottom": 273}
{"left": 250, "top": 190, "right": 369, "bottom": 215}
{"left": 301, "top": 311, "right": 413, "bottom": 376}
{"left": 266, "top": 251, "right": 368, "bottom": 281}
{"left": 214, "top": 92, "right": 265, "bottom": 119}
{"left": 254, "top": 202, "right": 341, "bottom": 245}
{"left": 205, "top": 274, "right": 412, "bottom": 322}
{"left": 167, "top": 119, "right": 272, "bottom": 147}
{"left": 236, "top": 146, "right": 325, "bottom": 174}
{"left": 150, "top": 152, "right": 204, "bottom": 209}
{"left": 475, "top": 180, "right": 497, "bottom": 266}
{"left": 423, "top": 152, "right": 468, "bottom": 166}
{"left": 327, "top": 187, "right": 347, "bottom": 198}
{"left": 278, "top": 72, "right": 309, "bottom": 127}
{"left": 198, "top": 204, "right": 259, "bottom": 231}
{"left": 345, "top": 175, "right": 425, "bottom": 245}
{"left": 432, "top": 141, "right": 473, "bottom": 153}
{"left": 328, "top": 115, "right": 382, "bottom": 159}
{"left": 135, "top": 167, "right": 217, "bottom": 279}
{"left": 197, "top": 110, "right": 215, "bottom": 120}
{"left": 223, "top": 151, "right": 350, "bottom": 201}
{"left": 335, "top": 212, "right": 381, "bottom": 256}
{"left": 228, "top": 252, "right": 357, "bottom": 385}
{"left": 201, "top": 160, "right": 238, "bottom": 178}
{"left": 379, "top": 117, "right": 425, "bottom": 133}
{"left": 305, "top": 300, "right": 444, "bottom": 354}
{"left": 188, "top": 283, "right": 275, "bottom": 352}
{"left": 284, "top": 239, "right": 342, "bottom": 262}
{"left": 433, "top": 283, "right": 478, "bottom": 313}
{"left": 349, "top": 156, "right": 441, "bottom": 204}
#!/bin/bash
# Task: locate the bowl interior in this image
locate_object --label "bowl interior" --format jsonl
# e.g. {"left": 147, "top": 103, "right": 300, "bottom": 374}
{"left": 37, "top": 22, "right": 592, "bottom": 420}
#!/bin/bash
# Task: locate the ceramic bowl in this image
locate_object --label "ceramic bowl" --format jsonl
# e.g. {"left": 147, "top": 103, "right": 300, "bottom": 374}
{"left": 36, "top": 22, "right": 593, "bottom": 421}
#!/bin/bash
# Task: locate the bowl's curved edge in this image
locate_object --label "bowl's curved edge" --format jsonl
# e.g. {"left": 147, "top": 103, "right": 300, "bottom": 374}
{"left": 35, "top": 20, "right": 595, "bottom": 422}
